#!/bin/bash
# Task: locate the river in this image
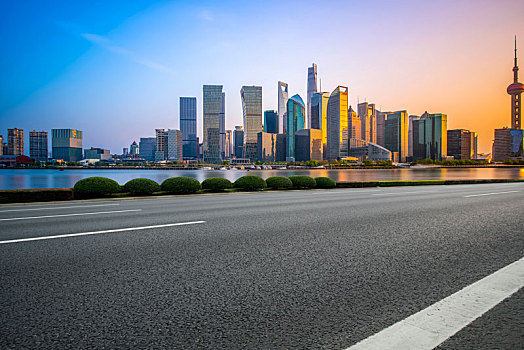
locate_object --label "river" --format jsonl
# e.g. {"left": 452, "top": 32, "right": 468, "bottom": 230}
{"left": 1, "top": 167, "right": 523, "bottom": 190}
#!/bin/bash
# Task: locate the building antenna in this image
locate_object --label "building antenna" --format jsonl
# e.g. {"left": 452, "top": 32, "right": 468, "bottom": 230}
{"left": 515, "top": 35, "right": 518, "bottom": 67}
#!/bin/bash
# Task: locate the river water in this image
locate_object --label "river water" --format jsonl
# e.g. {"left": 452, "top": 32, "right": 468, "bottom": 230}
{"left": 1, "top": 167, "right": 523, "bottom": 190}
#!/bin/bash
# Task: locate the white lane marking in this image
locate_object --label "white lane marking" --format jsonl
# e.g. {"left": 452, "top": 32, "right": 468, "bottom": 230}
{"left": 371, "top": 190, "right": 437, "bottom": 196}
{"left": 0, "top": 209, "right": 141, "bottom": 222}
{"left": 464, "top": 190, "right": 519, "bottom": 198}
{"left": 0, "top": 203, "right": 120, "bottom": 213}
{"left": 346, "top": 257, "right": 524, "bottom": 350}
{"left": 0, "top": 221, "right": 206, "bottom": 244}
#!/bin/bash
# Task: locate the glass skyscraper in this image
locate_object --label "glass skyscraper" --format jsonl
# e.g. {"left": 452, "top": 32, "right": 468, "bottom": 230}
{"left": 358, "top": 102, "right": 376, "bottom": 143}
{"left": 307, "top": 63, "right": 318, "bottom": 129}
{"left": 384, "top": 110, "right": 408, "bottom": 162}
{"left": 286, "top": 94, "right": 305, "bottom": 160}
{"left": 412, "top": 112, "right": 447, "bottom": 161}
{"left": 311, "top": 92, "right": 330, "bottom": 154}
{"left": 233, "top": 126, "right": 244, "bottom": 159}
{"left": 278, "top": 81, "right": 288, "bottom": 134}
{"left": 326, "top": 86, "right": 349, "bottom": 160}
{"left": 241, "top": 86, "right": 263, "bottom": 161}
{"left": 264, "top": 110, "right": 278, "bottom": 134}
{"left": 139, "top": 137, "right": 156, "bottom": 161}
{"left": 29, "top": 130, "right": 48, "bottom": 161}
{"left": 180, "top": 97, "right": 197, "bottom": 160}
{"left": 51, "top": 129, "right": 83, "bottom": 162}
{"left": 203, "top": 85, "right": 224, "bottom": 164}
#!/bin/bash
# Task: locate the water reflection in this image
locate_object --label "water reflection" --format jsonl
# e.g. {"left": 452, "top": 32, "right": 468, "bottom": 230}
{"left": 0, "top": 167, "right": 522, "bottom": 190}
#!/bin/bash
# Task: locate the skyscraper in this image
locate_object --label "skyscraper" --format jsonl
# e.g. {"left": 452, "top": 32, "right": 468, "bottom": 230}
{"left": 233, "top": 126, "right": 244, "bottom": 159}
{"left": 348, "top": 106, "right": 361, "bottom": 140}
{"left": 508, "top": 36, "right": 523, "bottom": 129}
{"left": 139, "top": 137, "right": 156, "bottom": 161}
{"left": 295, "top": 129, "right": 323, "bottom": 162}
{"left": 278, "top": 81, "right": 288, "bottom": 134}
{"left": 412, "top": 112, "right": 447, "bottom": 161}
{"left": 29, "top": 130, "right": 48, "bottom": 161}
{"left": 0, "top": 135, "right": 3, "bottom": 156}
{"left": 225, "top": 130, "right": 232, "bottom": 159}
{"left": 241, "top": 86, "right": 263, "bottom": 161}
{"left": 383, "top": 111, "right": 408, "bottom": 162}
{"left": 167, "top": 129, "right": 183, "bottom": 161}
{"left": 220, "top": 92, "right": 226, "bottom": 159}
{"left": 408, "top": 115, "right": 420, "bottom": 159}
{"left": 51, "top": 129, "right": 82, "bottom": 162}
{"left": 180, "top": 97, "right": 197, "bottom": 160}
{"left": 264, "top": 110, "right": 278, "bottom": 134}
{"left": 203, "top": 85, "right": 224, "bottom": 164}
{"left": 286, "top": 94, "right": 306, "bottom": 160}
{"left": 311, "top": 92, "right": 330, "bottom": 154}
{"left": 375, "top": 110, "right": 388, "bottom": 147}
{"left": 307, "top": 63, "right": 318, "bottom": 129}
{"left": 326, "top": 86, "right": 349, "bottom": 160}
{"left": 447, "top": 129, "right": 477, "bottom": 160}
{"left": 358, "top": 102, "right": 376, "bottom": 143}
{"left": 155, "top": 129, "right": 168, "bottom": 161}
{"left": 130, "top": 141, "right": 139, "bottom": 158}
{"left": 7, "top": 128, "right": 24, "bottom": 155}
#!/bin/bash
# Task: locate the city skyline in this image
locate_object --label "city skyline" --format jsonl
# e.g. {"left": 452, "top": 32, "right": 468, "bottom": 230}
{"left": 1, "top": 1, "right": 523, "bottom": 154}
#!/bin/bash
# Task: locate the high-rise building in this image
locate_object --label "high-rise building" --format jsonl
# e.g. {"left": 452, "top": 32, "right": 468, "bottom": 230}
{"left": 29, "top": 130, "right": 48, "bottom": 161}
{"left": 412, "top": 112, "right": 447, "bottom": 161}
{"left": 257, "top": 132, "right": 278, "bottom": 162}
{"left": 311, "top": 92, "right": 330, "bottom": 154}
{"left": 264, "top": 110, "right": 278, "bottom": 134}
{"left": 492, "top": 128, "right": 523, "bottom": 160}
{"left": 123, "top": 148, "right": 129, "bottom": 156}
{"left": 447, "top": 129, "right": 477, "bottom": 160}
{"left": 51, "top": 129, "right": 82, "bottom": 162}
{"left": 348, "top": 106, "right": 361, "bottom": 140}
{"left": 203, "top": 85, "right": 224, "bottom": 164}
{"left": 7, "top": 128, "right": 24, "bottom": 156}
{"left": 155, "top": 129, "right": 168, "bottom": 161}
{"left": 139, "top": 137, "right": 156, "bottom": 161}
{"left": 286, "top": 94, "right": 306, "bottom": 160}
{"left": 167, "top": 129, "right": 183, "bottom": 161}
{"left": 408, "top": 115, "right": 420, "bottom": 159}
{"left": 225, "top": 130, "right": 233, "bottom": 159}
{"left": 508, "top": 36, "right": 523, "bottom": 129}
{"left": 130, "top": 141, "right": 139, "bottom": 157}
{"left": 278, "top": 81, "right": 289, "bottom": 134}
{"left": 358, "top": 102, "right": 376, "bottom": 143}
{"left": 233, "top": 126, "right": 244, "bottom": 159}
{"left": 375, "top": 110, "right": 389, "bottom": 147}
{"left": 241, "top": 86, "right": 263, "bottom": 161}
{"left": 0, "top": 135, "right": 3, "bottom": 156}
{"left": 180, "top": 97, "right": 198, "bottom": 160}
{"left": 220, "top": 92, "right": 226, "bottom": 159}
{"left": 307, "top": 63, "right": 318, "bottom": 129}
{"left": 326, "top": 86, "right": 349, "bottom": 160}
{"left": 384, "top": 110, "right": 409, "bottom": 162}
{"left": 295, "top": 129, "right": 323, "bottom": 162}
{"left": 85, "top": 147, "right": 111, "bottom": 160}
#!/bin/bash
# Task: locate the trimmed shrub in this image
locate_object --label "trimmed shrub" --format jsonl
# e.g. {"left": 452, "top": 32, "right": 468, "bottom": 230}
{"left": 124, "top": 178, "right": 161, "bottom": 195}
{"left": 202, "top": 177, "right": 233, "bottom": 192}
{"left": 289, "top": 175, "right": 316, "bottom": 189}
{"left": 161, "top": 177, "right": 201, "bottom": 194}
{"left": 73, "top": 177, "right": 121, "bottom": 198}
{"left": 315, "top": 177, "right": 336, "bottom": 189}
{"left": 233, "top": 175, "right": 267, "bottom": 191}
{"left": 0, "top": 188, "right": 74, "bottom": 203}
{"left": 266, "top": 176, "right": 293, "bottom": 190}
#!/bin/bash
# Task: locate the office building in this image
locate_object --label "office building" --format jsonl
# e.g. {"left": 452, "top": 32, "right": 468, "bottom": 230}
{"left": 225, "top": 130, "right": 232, "bottom": 159}
{"left": 412, "top": 112, "right": 447, "bottom": 161}
{"left": 0, "top": 135, "right": 3, "bottom": 155}
{"left": 348, "top": 138, "right": 392, "bottom": 161}
{"left": 257, "top": 132, "right": 278, "bottom": 162}
{"left": 167, "top": 129, "right": 183, "bottom": 161}
{"left": 492, "top": 128, "right": 524, "bottom": 160}
{"left": 220, "top": 92, "right": 226, "bottom": 159}
{"left": 29, "top": 130, "right": 48, "bottom": 161}
{"left": 7, "top": 128, "right": 24, "bottom": 156}
{"left": 376, "top": 110, "right": 389, "bottom": 147}
{"left": 85, "top": 147, "right": 111, "bottom": 160}
{"left": 278, "top": 81, "right": 289, "bottom": 134}
{"left": 233, "top": 126, "right": 244, "bottom": 159}
{"left": 326, "top": 86, "right": 349, "bottom": 160}
{"left": 384, "top": 110, "right": 409, "bottom": 162}
{"left": 155, "top": 129, "right": 168, "bottom": 161}
{"left": 447, "top": 129, "right": 477, "bottom": 160}
{"left": 123, "top": 148, "right": 129, "bottom": 156}
{"left": 51, "top": 129, "right": 83, "bottom": 162}
{"left": 275, "top": 134, "right": 287, "bottom": 161}
{"left": 130, "top": 141, "right": 139, "bottom": 157}
{"left": 286, "top": 94, "right": 306, "bottom": 160}
{"left": 203, "top": 85, "right": 224, "bottom": 164}
{"left": 311, "top": 92, "right": 330, "bottom": 154}
{"left": 241, "top": 85, "right": 263, "bottom": 161}
{"left": 348, "top": 106, "right": 361, "bottom": 140}
{"left": 408, "top": 115, "right": 420, "bottom": 159}
{"left": 307, "top": 63, "right": 318, "bottom": 128}
{"left": 264, "top": 110, "right": 278, "bottom": 134}
{"left": 358, "top": 102, "right": 376, "bottom": 143}
{"left": 180, "top": 97, "right": 198, "bottom": 160}
{"left": 139, "top": 137, "right": 156, "bottom": 161}
{"left": 295, "top": 129, "right": 323, "bottom": 162}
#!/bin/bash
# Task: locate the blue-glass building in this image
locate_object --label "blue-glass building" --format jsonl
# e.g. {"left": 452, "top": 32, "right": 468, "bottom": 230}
{"left": 286, "top": 94, "right": 305, "bottom": 160}
{"left": 180, "top": 97, "right": 197, "bottom": 160}
{"left": 264, "top": 110, "right": 278, "bottom": 134}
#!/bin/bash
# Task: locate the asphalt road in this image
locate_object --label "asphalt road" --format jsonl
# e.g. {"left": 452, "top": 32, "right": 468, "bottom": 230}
{"left": 1, "top": 183, "right": 523, "bottom": 349}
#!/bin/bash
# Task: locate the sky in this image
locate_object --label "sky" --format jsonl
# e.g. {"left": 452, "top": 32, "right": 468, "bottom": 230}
{"left": 0, "top": 0, "right": 523, "bottom": 154}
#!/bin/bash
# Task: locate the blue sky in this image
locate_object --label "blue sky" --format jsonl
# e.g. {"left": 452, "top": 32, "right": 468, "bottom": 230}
{"left": 1, "top": 0, "right": 523, "bottom": 153}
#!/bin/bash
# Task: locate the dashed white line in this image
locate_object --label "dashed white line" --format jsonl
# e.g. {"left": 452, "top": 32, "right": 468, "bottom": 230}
{"left": 0, "top": 221, "right": 206, "bottom": 244}
{"left": 346, "top": 257, "right": 524, "bottom": 350}
{"left": 464, "top": 190, "right": 519, "bottom": 198}
{"left": 0, "top": 209, "right": 141, "bottom": 222}
{"left": 0, "top": 203, "right": 120, "bottom": 213}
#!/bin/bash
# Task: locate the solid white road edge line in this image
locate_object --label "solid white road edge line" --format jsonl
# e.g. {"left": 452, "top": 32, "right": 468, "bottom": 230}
{"left": 0, "top": 209, "right": 141, "bottom": 222}
{"left": 464, "top": 190, "right": 519, "bottom": 198}
{"left": 0, "top": 203, "right": 120, "bottom": 213}
{"left": 346, "top": 256, "right": 524, "bottom": 350}
{"left": 0, "top": 221, "right": 206, "bottom": 244}
{"left": 371, "top": 190, "right": 437, "bottom": 196}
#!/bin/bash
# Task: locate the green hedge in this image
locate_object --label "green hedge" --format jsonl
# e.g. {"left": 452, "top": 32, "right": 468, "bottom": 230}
{"left": 233, "top": 175, "right": 267, "bottom": 191}
{"left": 201, "top": 177, "right": 232, "bottom": 192}
{"left": 289, "top": 175, "right": 316, "bottom": 189}
{"left": 315, "top": 177, "right": 337, "bottom": 188}
{"left": 0, "top": 188, "right": 74, "bottom": 203}
{"left": 73, "top": 177, "right": 121, "bottom": 198}
{"left": 124, "top": 178, "right": 160, "bottom": 195}
{"left": 161, "top": 177, "right": 201, "bottom": 194}
{"left": 265, "top": 176, "right": 293, "bottom": 189}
